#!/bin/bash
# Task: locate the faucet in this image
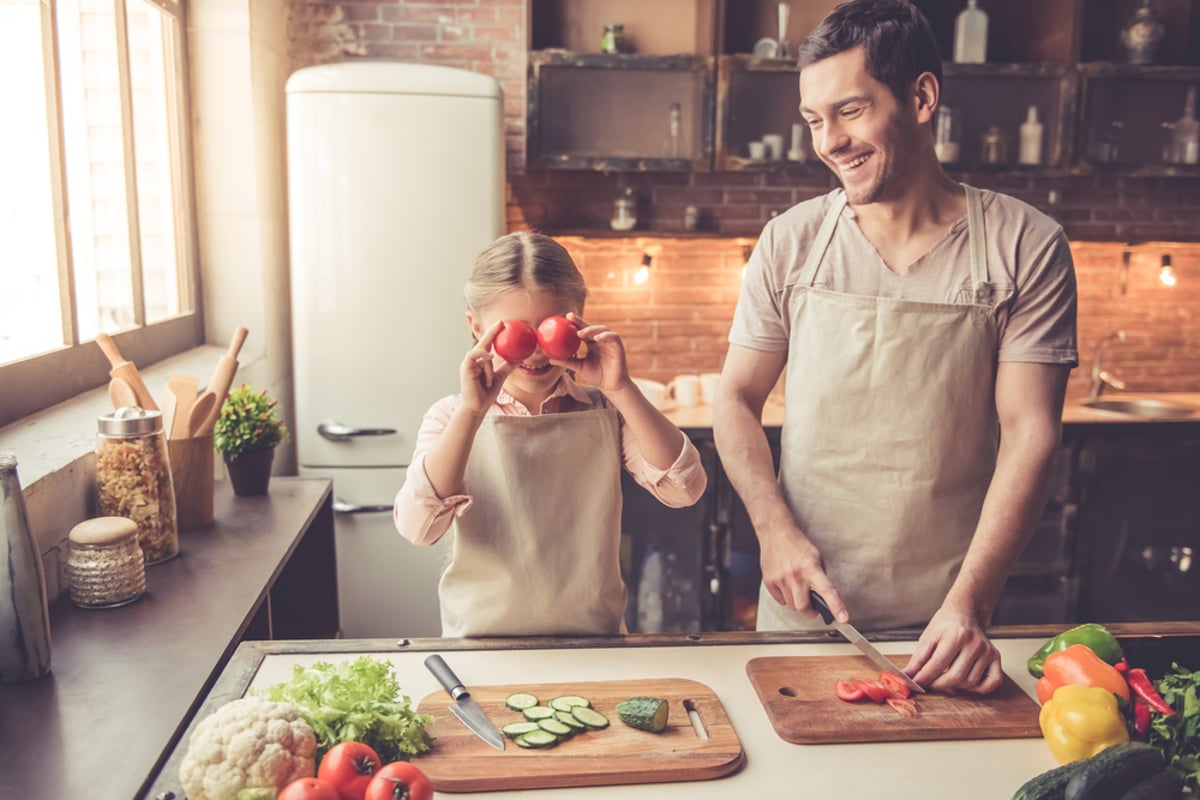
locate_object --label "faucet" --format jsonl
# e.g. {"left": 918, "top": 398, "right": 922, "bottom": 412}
{"left": 1089, "top": 330, "right": 1128, "bottom": 401}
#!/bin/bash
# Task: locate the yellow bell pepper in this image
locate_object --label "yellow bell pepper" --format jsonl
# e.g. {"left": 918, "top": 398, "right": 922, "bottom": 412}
{"left": 1038, "top": 683, "right": 1130, "bottom": 764}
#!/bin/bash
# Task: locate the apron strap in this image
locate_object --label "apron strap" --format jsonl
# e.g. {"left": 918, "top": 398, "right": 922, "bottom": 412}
{"left": 798, "top": 190, "right": 847, "bottom": 288}
{"left": 963, "top": 184, "right": 992, "bottom": 302}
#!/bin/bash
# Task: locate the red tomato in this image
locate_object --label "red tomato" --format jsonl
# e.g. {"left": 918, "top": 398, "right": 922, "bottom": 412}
{"left": 886, "top": 696, "right": 919, "bottom": 718}
{"left": 535, "top": 315, "right": 580, "bottom": 361}
{"left": 492, "top": 320, "right": 538, "bottom": 363}
{"left": 878, "top": 671, "right": 912, "bottom": 699}
{"left": 278, "top": 777, "right": 341, "bottom": 800}
{"left": 853, "top": 679, "right": 891, "bottom": 703}
{"left": 364, "top": 762, "right": 433, "bottom": 800}
{"left": 318, "top": 741, "right": 383, "bottom": 800}
{"left": 834, "top": 679, "right": 866, "bottom": 702}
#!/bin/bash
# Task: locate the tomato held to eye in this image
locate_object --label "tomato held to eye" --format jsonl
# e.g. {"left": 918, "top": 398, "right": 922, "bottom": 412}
{"left": 536, "top": 315, "right": 581, "bottom": 361}
{"left": 364, "top": 761, "right": 433, "bottom": 800}
{"left": 277, "top": 777, "right": 341, "bottom": 800}
{"left": 318, "top": 741, "right": 383, "bottom": 800}
{"left": 492, "top": 320, "right": 538, "bottom": 363}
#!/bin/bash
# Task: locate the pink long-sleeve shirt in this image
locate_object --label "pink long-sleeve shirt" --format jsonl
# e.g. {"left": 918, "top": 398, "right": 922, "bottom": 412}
{"left": 394, "top": 376, "right": 708, "bottom": 546}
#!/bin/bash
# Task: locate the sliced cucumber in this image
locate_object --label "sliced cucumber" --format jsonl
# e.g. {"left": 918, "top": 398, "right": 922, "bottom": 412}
{"left": 548, "top": 695, "right": 591, "bottom": 712}
{"left": 522, "top": 705, "right": 557, "bottom": 721}
{"left": 555, "top": 710, "right": 587, "bottom": 729}
{"left": 537, "top": 718, "right": 574, "bottom": 736}
{"left": 501, "top": 721, "right": 542, "bottom": 739}
{"left": 505, "top": 692, "right": 539, "bottom": 711}
{"left": 515, "top": 729, "right": 560, "bottom": 748}
{"left": 571, "top": 706, "right": 610, "bottom": 729}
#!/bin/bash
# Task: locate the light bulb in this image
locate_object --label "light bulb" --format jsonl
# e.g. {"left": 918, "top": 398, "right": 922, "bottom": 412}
{"left": 633, "top": 265, "right": 650, "bottom": 284}
{"left": 1160, "top": 255, "right": 1177, "bottom": 287}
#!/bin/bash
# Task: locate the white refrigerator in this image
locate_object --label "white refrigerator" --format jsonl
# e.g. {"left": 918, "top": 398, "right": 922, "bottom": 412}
{"left": 286, "top": 63, "right": 504, "bottom": 638}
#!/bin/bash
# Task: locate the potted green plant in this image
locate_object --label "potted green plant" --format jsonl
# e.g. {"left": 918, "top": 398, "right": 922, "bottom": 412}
{"left": 212, "top": 384, "right": 289, "bottom": 496}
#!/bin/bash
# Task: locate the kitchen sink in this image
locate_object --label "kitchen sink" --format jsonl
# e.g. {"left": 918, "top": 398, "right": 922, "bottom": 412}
{"left": 1082, "top": 398, "right": 1195, "bottom": 418}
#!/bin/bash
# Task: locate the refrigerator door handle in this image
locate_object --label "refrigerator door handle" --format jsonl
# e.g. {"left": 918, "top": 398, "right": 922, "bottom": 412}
{"left": 333, "top": 499, "right": 394, "bottom": 514}
{"left": 318, "top": 420, "right": 398, "bottom": 441}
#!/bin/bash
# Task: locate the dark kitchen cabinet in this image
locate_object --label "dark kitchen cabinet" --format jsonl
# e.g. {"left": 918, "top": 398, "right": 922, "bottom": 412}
{"left": 527, "top": 0, "right": 1200, "bottom": 178}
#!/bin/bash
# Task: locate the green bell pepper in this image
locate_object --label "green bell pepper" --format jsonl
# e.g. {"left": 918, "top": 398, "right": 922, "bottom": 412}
{"left": 1027, "top": 623, "right": 1125, "bottom": 678}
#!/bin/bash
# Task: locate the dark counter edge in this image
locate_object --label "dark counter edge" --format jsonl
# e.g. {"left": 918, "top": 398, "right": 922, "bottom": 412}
{"left": 144, "top": 621, "right": 1200, "bottom": 799}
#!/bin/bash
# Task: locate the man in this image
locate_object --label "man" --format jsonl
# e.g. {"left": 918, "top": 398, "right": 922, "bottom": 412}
{"left": 713, "top": 0, "right": 1077, "bottom": 694}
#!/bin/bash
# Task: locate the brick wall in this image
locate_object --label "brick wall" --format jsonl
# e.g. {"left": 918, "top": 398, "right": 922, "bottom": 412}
{"left": 286, "top": 1, "right": 1200, "bottom": 395}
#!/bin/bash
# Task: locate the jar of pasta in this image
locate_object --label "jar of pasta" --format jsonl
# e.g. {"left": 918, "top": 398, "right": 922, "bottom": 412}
{"left": 96, "top": 407, "right": 179, "bottom": 565}
{"left": 67, "top": 516, "right": 146, "bottom": 608}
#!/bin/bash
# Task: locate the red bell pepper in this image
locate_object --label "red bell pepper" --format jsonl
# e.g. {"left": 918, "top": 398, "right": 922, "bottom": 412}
{"left": 1126, "top": 667, "right": 1175, "bottom": 716}
{"left": 1114, "top": 657, "right": 1129, "bottom": 673}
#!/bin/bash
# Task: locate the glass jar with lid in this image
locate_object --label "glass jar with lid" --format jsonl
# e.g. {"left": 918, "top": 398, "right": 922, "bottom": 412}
{"left": 67, "top": 516, "right": 146, "bottom": 608}
{"left": 96, "top": 407, "right": 179, "bottom": 564}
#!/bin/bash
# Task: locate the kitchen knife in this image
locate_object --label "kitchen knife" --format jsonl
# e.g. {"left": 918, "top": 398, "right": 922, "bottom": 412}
{"left": 809, "top": 590, "right": 925, "bottom": 694}
{"left": 424, "top": 654, "right": 505, "bottom": 751}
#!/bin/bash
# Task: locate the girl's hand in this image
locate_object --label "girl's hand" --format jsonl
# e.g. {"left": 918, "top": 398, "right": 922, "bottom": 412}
{"left": 460, "top": 321, "right": 513, "bottom": 414}
{"left": 559, "top": 313, "right": 632, "bottom": 395}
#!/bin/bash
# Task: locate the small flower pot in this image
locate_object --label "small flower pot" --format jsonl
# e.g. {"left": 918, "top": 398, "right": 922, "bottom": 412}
{"left": 224, "top": 447, "right": 275, "bottom": 496}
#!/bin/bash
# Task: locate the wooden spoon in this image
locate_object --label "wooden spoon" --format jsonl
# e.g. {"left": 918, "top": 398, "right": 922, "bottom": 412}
{"left": 187, "top": 392, "right": 218, "bottom": 438}
{"left": 107, "top": 377, "right": 139, "bottom": 410}
{"left": 167, "top": 375, "right": 199, "bottom": 441}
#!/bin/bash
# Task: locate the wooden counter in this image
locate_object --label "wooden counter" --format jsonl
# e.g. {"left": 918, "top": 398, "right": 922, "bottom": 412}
{"left": 144, "top": 623, "right": 1200, "bottom": 800}
{"left": 662, "top": 393, "right": 1200, "bottom": 432}
{"left": 0, "top": 477, "right": 336, "bottom": 800}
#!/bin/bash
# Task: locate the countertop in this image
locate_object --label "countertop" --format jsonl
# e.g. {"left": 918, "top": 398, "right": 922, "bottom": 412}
{"left": 662, "top": 392, "right": 1200, "bottom": 431}
{"left": 0, "top": 477, "right": 335, "bottom": 800}
{"left": 144, "top": 624, "right": 1200, "bottom": 800}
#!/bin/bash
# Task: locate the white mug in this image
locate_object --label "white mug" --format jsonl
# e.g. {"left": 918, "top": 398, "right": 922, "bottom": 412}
{"left": 699, "top": 372, "right": 721, "bottom": 405}
{"left": 762, "top": 133, "right": 785, "bottom": 161}
{"left": 747, "top": 141, "right": 766, "bottom": 161}
{"left": 632, "top": 377, "right": 671, "bottom": 410}
{"left": 667, "top": 375, "right": 700, "bottom": 407}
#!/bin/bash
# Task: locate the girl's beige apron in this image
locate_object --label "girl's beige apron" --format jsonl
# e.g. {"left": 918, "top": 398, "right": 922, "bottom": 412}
{"left": 758, "top": 186, "right": 1000, "bottom": 631}
{"left": 439, "top": 398, "right": 628, "bottom": 637}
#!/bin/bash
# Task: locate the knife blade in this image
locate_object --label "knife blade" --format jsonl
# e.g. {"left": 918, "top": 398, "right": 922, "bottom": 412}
{"left": 424, "top": 654, "right": 506, "bottom": 750}
{"left": 809, "top": 590, "right": 925, "bottom": 694}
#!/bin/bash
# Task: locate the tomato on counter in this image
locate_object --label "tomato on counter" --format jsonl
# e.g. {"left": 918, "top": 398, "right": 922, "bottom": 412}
{"left": 318, "top": 741, "right": 382, "bottom": 800}
{"left": 278, "top": 777, "right": 340, "bottom": 800}
{"left": 364, "top": 762, "right": 432, "bottom": 800}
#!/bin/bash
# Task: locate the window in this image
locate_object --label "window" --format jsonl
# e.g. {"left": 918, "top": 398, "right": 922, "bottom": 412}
{"left": 0, "top": 0, "right": 199, "bottom": 426}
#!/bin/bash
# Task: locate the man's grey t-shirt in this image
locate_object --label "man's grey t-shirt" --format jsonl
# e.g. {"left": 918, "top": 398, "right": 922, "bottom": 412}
{"left": 730, "top": 188, "right": 1079, "bottom": 367}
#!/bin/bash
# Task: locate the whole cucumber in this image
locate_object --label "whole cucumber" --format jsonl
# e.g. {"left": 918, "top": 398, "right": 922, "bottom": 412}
{"left": 1064, "top": 743, "right": 1166, "bottom": 800}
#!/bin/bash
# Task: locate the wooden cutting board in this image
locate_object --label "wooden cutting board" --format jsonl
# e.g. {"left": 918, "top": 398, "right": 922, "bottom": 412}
{"left": 413, "top": 678, "right": 745, "bottom": 792}
{"left": 746, "top": 655, "right": 1042, "bottom": 744}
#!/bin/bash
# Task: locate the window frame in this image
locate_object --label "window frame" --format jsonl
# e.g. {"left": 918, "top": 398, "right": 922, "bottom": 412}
{"left": 0, "top": 0, "right": 201, "bottom": 427}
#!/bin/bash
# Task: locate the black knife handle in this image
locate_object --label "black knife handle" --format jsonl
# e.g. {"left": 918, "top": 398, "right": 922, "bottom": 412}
{"left": 425, "top": 654, "right": 469, "bottom": 701}
{"left": 808, "top": 590, "right": 835, "bottom": 625}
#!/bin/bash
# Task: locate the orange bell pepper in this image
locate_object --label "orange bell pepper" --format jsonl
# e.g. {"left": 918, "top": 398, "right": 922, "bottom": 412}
{"left": 1036, "top": 643, "right": 1131, "bottom": 705}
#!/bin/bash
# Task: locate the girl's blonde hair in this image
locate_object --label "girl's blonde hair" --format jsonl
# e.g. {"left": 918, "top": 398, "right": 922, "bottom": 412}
{"left": 465, "top": 232, "right": 587, "bottom": 315}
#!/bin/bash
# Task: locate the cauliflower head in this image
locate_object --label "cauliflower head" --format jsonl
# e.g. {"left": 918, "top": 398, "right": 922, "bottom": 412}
{"left": 179, "top": 697, "right": 316, "bottom": 800}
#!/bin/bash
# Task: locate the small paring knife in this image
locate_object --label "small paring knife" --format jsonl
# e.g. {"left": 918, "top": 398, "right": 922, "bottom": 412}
{"left": 424, "top": 654, "right": 505, "bottom": 751}
{"left": 809, "top": 590, "right": 926, "bottom": 694}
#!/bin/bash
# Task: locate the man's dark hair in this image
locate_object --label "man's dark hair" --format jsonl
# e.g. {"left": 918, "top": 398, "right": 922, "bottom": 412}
{"left": 797, "top": 0, "right": 943, "bottom": 102}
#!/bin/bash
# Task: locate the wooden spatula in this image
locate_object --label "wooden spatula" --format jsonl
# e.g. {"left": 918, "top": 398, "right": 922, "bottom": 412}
{"left": 167, "top": 375, "right": 199, "bottom": 441}
{"left": 107, "top": 377, "right": 139, "bottom": 410}
{"left": 95, "top": 333, "right": 159, "bottom": 411}
{"left": 187, "top": 392, "right": 218, "bottom": 438}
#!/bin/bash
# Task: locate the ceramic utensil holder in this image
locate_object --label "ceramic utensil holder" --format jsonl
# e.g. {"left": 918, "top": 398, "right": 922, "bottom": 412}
{"left": 168, "top": 435, "right": 214, "bottom": 530}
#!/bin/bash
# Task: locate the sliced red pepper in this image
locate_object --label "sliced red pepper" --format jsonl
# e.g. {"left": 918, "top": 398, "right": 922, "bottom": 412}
{"left": 854, "top": 679, "right": 891, "bottom": 703}
{"left": 1114, "top": 657, "right": 1130, "bottom": 673}
{"left": 834, "top": 679, "right": 866, "bottom": 702}
{"left": 878, "top": 672, "right": 912, "bottom": 699}
{"left": 1132, "top": 697, "right": 1151, "bottom": 740}
{"left": 1126, "top": 668, "right": 1175, "bottom": 716}
{"left": 886, "top": 697, "right": 918, "bottom": 718}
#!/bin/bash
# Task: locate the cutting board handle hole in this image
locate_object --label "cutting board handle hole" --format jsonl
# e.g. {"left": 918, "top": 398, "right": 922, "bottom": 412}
{"left": 682, "top": 699, "right": 709, "bottom": 741}
{"left": 778, "top": 686, "right": 798, "bottom": 697}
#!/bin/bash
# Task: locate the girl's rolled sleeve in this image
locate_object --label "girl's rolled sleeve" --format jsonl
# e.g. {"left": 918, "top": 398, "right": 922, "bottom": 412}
{"left": 393, "top": 453, "right": 473, "bottom": 545}
{"left": 622, "top": 430, "right": 708, "bottom": 508}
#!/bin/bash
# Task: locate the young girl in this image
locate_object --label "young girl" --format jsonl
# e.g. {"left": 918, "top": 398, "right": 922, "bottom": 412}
{"left": 393, "top": 232, "right": 707, "bottom": 637}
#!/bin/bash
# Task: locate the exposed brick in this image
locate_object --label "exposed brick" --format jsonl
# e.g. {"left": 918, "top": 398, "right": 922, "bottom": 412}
{"left": 391, "top": 23, "right": 439, "bottom": 41}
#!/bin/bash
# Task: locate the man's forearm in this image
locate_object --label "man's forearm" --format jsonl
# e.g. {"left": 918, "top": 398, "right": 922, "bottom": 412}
{"left": 713, "top": 397, "right": 795, "bottom": 536}
{"left": 944, "top": 421, "right": 1062, "bottom": 622}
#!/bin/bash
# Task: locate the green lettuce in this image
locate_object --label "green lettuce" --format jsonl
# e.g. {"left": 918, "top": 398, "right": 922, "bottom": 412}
{"left": 259, "top": 655, "right": 434, "bottom": 764}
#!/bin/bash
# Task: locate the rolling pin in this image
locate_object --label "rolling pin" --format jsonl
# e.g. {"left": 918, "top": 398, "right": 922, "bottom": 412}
{"left": 195, "top": 326, "right": 248, "bottom": 435}
{"left": 95, "top": 333, "right": 159, "bottom": 411}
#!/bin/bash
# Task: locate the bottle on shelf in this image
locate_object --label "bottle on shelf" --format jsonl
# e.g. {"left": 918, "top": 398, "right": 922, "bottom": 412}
{"left": 935, "top": 105, "right": 961, "bottom": 164}
{"left": 1, "top": 453, "right": 52, "bottom": 683}
{"left": 1019, "top": 105, "right": 1044, "bottom": 166}
{"left": 665, "top": 102, "right": 682, "bottom": 158}
{"left": 611, "top": 187, "right": 637, "bottom": 232}
{"left": 1168, "top": 87, "right": 1199, "bottom": 166}
{"left": 953, "top": 0, "right": 988, "bottom": 64}
{"left": 600, "top": 23, "right": 626, "bottom": 55}
{"left": 1119, "top": 0, "right": 1165, "bottom": 65}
